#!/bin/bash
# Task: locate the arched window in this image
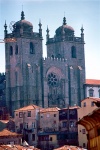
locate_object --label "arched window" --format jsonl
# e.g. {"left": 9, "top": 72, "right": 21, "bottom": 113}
{"left": 98, "top": 89, "right": 100, "bottom": 98}
{"left": 30, "top": 42, "right": 35, "bottom": 54}
{"left": 15, "top": 45, "right": 18, "bottom": 55}
{"left": 71, "top": 46, "right": 76, "bottom": 58}
{"left": 89, "top": 88, "right": 94, "bottom": 97}
{"left": 10, "top": 46, "right": 13, "bottom": 55}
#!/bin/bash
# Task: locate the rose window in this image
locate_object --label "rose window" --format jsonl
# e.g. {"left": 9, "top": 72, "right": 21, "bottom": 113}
{"left": 47, "top": 73, "right": 58, "bottom": 87}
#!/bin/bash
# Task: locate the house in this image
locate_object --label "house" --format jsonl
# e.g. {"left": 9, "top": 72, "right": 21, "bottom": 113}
{"left": 0, "top": 117, "right": 15, "bottom": 132}
{"left": 84, "top": 79, "right": 100, "bottom": 98}
{"left": 37, "top": 107, "right": 60, "bottom": 150}
{"left": 78, "top": 100, "right": 100, "bottom": 150}
{"left": 58, "top": 106, "right": 79, "bottom": 147}
{"left": 78, "top": 97, "right": 100, "bottom": 148}
{"left": 0, "top": 129, "right": 22, "bottom": 145}
{"left": 14, "top": 104, "right": 41, "bottom": 146}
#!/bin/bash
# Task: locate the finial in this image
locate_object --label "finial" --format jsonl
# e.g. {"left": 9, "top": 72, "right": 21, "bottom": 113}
{"left": 63, "top": 16, "right": 66, "bottom": 25}
{"left": 21, "top": 10, "right": 25, "bottom": 20}
{"left": 4, "top": 20, "right": 7, "bottom": 30}
{"left": 39, "top": 19, "right": 42, "bottom": 28}
{"left": 46, "top": 25, "right": 49, "bottom": 33}
{"left": 81, "top": 25, "right": 84, "bottom": 33}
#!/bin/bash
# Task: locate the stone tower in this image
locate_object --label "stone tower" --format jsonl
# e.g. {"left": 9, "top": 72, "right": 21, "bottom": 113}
{"left": 43, "top": 17, "right": 85, "bottom": 108}
{"left": 4, "top": 11, "right": 43, "bottom": 115}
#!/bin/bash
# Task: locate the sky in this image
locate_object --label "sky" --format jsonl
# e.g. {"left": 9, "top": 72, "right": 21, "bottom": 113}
{"left": 0, "top": 0, "right": 100, "bottom": 79}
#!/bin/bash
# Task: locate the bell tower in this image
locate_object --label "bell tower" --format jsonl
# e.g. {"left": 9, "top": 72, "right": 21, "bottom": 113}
{"left": 5, "top": 11, "right": 43, "bottom": 115}
{"left": 43, "top": 17, "right": 85, "bottom": 107}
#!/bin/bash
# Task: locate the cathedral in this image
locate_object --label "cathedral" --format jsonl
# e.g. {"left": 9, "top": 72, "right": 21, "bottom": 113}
{"left": 4, "top": 11, "right": 85, "bottom": 115}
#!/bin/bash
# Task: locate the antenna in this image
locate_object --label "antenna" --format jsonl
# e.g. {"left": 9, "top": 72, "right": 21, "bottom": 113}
{"left": 22, "top": 5, "right": 23, "bottom": 11}
{"left": 64, "top": 11, "right": 65, "bottom": 17}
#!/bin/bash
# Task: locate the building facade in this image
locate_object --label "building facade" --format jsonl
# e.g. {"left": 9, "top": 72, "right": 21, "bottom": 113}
{"left": 78, "top": 101, "right": 100, "bottom": 150}
{"left": 4, "top": 11, "right": 85, "bottom": 115}
{"left": 14, "top": 104, "right": 41, "bottom": 146}
{"left": 0, "top": 129, "right": 22, "bottom": 145}
{"left": 38, "top": 107, "right": 60, "bottom": 150}
{"left": 58, "top": 106, "right": 79, "bottom": 147}
{"left": 84, "top": 79, "right": 100, "bottom": 98}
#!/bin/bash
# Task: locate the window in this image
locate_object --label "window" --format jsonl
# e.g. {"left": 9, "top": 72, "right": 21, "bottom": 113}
{"left": 32, "top": 134, "right": 35, "bottom": 141}
{"left": 89, "top": 88, "right": 94, "bottom": 97}
{"left": 54, "top": 120, "right": 56, "bottom": 124}
{"left": 10, "top": 46, "right": 13, "bottom": 55}
{"left": 82, "top": 129, "right": 86, "bottom": 134}
{"left": 91, "top": 101, "right": 94, "bottom": 107}
{"left": 19, "top": 112, "right": 23, "bottom": 118}
{"left": 41, "top": 115, "right": 43, "bottom": 118}
{"left": 54, "top": 114, "right": 56, "bottom": 117}
{"left": 26, "top": 123, "right": 28, "bottom": 128}
{"left": 98, "top": 89, "right": 100, "bottom": 98}
{"left": 70, "top": 121, "right": 74, "bottom": 128}
{"left": 71, "top": 46, "right": 76, "bottom": 58}
{"left": 83, "top": 143, "right": 86, "bottom": 148}
{"left": 16, "top": 113, "right": 18, "bottom": 116}
{"left": 83, "top": 102, "right": 86, "bottom": 107}
{"left": 47, "top": 73, "right": 58, "bottom": 87}
{"left": 32, "top": 122, "right": 35, "bottom": 128}
{"left": 50, "top": 137, "right": 52, "bottom": 141}
{"left": 20, "top": 123, "right": 23, "bottom": 130}
{"left": 30, "top": 42, "right": 35, "bottom": 54}
{"left": 47, "top": 114, "right": 49, "bottom": 117}
{"left": 62, "top": 121, "right": 67, "bottom": 128}
{"left": 27, "top": 111, "right": 31, "bottom": 117}
{"left": 15, "top": 45, "right": 18, "bottom": 54}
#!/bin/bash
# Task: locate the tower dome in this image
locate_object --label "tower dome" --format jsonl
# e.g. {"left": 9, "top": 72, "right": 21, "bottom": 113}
{"left": 13, "top": 11, "right": 33, "bottom": 34}
{"left": 55, "top": 17, "right": 74, "bottom": 37}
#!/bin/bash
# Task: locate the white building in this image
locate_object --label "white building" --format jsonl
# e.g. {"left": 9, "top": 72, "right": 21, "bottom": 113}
{"left": 84, "top": 79, "right": 100, "bottom": 98}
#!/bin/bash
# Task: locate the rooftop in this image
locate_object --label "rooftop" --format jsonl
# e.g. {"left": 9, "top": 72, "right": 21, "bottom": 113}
{"left": 15, "top": 104, "right": 41, "bottom": 112}
{"left": 40, "top": 107, "right": 60, "bottom": 113}
{"left": 85, "top": 79, "right": 100, "bottom": 85}
{"left": 81, "top": 97, "right": 100, "bottom": 102}
{"left": 0, "top": 129, "right": 22, "bottom": 137}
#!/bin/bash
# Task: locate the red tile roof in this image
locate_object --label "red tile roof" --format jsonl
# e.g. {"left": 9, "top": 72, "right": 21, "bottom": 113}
{"left": 15, "top": 104, "right": 41, "bottom": 112}
{"left": 81, "top": 97, "right": 100, "bottom": 102}
{"left": 54, "top": 145, "right": 86, "bottom": 150}
{"left": 40, "top": 107, "right": 60, "bottom": 113}
{"left": 0, "top": 129, "right": 22, "bottom": 137}
{"left": 0, "top": 145, "right": 40, "bottom": 150}
{"left": 85, "top": 79, "right": 100, "bottom": 85}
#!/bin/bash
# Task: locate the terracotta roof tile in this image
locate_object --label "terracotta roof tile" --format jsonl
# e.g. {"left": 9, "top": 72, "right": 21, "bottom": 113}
{"left": 0, "top": 129, "right": 22, "bottom": 137}
{"left": 40, "top": 107, "right": 60, "bottom": 113}
{"left": 0, "top": 145, "right": 40, "bottom": 150}
{"left": 85, "top": 79, "right": 100, "bottom": 85}
{"left": 54, "top": 145, "right": 86, "bottom": 150}
{"left": 62, "top": 106, "right": 80, "bottom": 109}
{"left": 15, "top": 104, "right": 41, "bottom": 112}
{"left": 81, "top": 97, "right": 100, "bottom": 102}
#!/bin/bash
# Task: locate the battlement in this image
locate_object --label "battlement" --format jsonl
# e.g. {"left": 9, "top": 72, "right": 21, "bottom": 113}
{"left": 43, "top": 57, "right": 67, "bottom": 62}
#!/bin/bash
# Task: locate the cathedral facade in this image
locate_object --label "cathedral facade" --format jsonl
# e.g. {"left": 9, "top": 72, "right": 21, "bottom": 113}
{"left": 4, "top": 11, "right": 85, "bottom": 115}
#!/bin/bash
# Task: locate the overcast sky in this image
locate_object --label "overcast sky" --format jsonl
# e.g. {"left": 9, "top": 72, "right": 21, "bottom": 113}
{"left": 0, "top": 0, "right": 100, "bottom": 79}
